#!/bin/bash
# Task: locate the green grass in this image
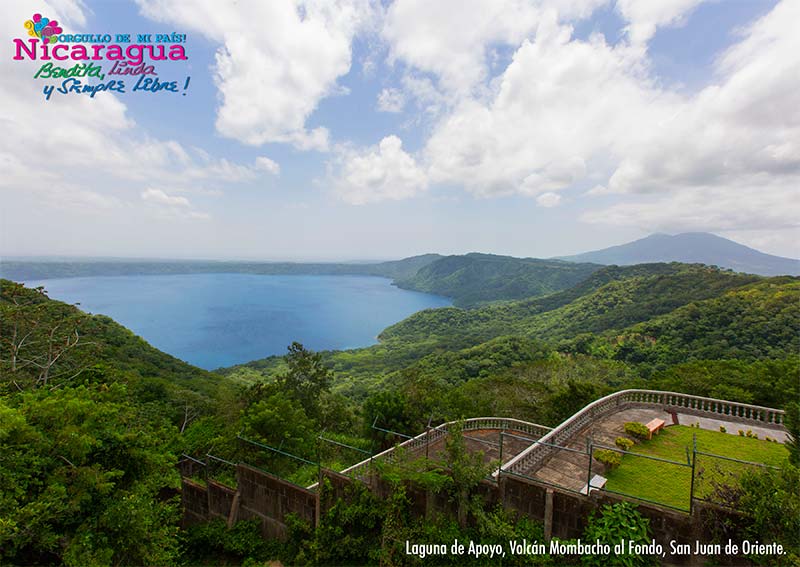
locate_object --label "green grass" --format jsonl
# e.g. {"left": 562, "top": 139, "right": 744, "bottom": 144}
{"left": 601, "top": 425, "right": 788, "bottom": 511}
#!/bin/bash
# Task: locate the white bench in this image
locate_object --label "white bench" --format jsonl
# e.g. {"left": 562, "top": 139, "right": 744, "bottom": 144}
{"left": 580, "top": 474, "right": 607, "bottom": 495}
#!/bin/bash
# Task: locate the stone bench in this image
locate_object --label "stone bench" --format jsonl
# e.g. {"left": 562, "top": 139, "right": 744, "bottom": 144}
{"left": 580, "top": 474, "right": 607, "bottom": 495}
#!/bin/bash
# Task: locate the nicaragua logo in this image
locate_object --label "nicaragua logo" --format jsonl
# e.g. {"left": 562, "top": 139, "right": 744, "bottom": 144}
{"left": 24, "top": 13, "right": 63, "bottom": 44}
{"left": 12, "top": 13, "right": 191, "bottom": 101}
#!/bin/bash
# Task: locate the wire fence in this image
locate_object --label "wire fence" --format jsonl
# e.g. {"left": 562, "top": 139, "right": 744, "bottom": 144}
{"left": 180, "top": 421, "right": 783, "bottom": 516}
{"left": 206, "top": 453, "right": 238, "bottom": 487}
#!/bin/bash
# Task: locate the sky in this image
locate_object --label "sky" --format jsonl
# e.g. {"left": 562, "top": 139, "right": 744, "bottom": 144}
{"left": 0, "top": 0, "right": 798, "bottom": 261}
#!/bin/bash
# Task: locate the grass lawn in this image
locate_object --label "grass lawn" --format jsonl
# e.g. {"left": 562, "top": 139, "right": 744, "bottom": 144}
{"left": 600, "top": 425, "right": 789, "bottom": 511}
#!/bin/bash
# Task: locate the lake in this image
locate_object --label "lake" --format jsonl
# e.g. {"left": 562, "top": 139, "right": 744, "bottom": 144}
{"left": 27, "top": 274, "right": 451, "bottom": 369}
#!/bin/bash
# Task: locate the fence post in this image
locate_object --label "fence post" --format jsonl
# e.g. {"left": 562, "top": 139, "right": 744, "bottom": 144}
{"left": 498, "top": 431, "right": 505, "bottom": 476}
{"left": 544, "top": 488, "right": 554, "bottom": 541}
{"left": 689, "top": 433, "right": 697, "bottom": 516}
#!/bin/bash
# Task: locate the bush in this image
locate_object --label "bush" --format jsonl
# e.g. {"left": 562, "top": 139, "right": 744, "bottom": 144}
{"left": 720, "top": 426, "right": 727, "bottom": 433}
{"left": 582, "top": 502, "right": 657, "bottom": 566}
{"left": 595, "top": 449, "right": 622, "bottom": 469}
{"left": 739, "top": 430, "right": 745, "bottom": 436}
{"left": 182, "top": 519, "right": 274, "bottom": 564}
{"left": 615, "top": 437, "right": 634, "bottom": 451}
{"left": 624, "top": 422, "right": 650, "bottom": 440}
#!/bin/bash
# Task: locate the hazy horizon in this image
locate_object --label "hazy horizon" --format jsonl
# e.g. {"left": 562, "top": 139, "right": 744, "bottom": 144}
{"left": 3, "top": 231, "right": 799, "bottom": 264}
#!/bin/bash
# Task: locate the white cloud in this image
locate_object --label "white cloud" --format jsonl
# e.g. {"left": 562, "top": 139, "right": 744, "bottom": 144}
{"left": 602, "top": 0, "right": 800, "bottom": 198}
{"left": 582, "top": 183, "right": 800, "bottom": 234}
{"left": 136, "top": 0, "right": 374, "bottom": 150}
{"left": 141, "top": 188, "right": 191, "bottom": 207}
{"left": 376, "top": 88, "right": 405, "bottom": 113}
{"left": 382, "top": 0, "right": 606, "bottom": 95}
{"left": 141, "top": 189, "right": 211, "bottom": 221}
{"left": 615, "top": 0, "right": 707, "bottom": 45}
{"left": 373, "top": 0, "right": 798, "bottom": 248}
{"left": 333, "top": 135, "right": 428, "bottom": 204}
{"left": 536, "top": 192, "right": 562, "bottom": 207}
{"left": 422, "top": 30, "right": 671, "bottom": 198}
{"left": 255, "top": 156, "right": 281, "bottom": 176}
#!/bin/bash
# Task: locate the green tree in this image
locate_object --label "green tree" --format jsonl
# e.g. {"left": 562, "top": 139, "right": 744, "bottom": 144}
{"left": 0, "top": 281, "right": 96, "bottom": 391}
{"left": 241, "top": 392, "right": 314, "bottom": 459}
{"left": 443, "top": 421, "right": 494, "bottom": 527}
{"left": 737, "top": 464, "right": 800, "bottom": 566}
{"left": 0, "top": 384, "right": 180, "bottom": 566}
{"left": 784, "top": 402, "right": 800, "bottom": 466}
{"left": 276, "top": 342, "right": 333, "bottom": 420}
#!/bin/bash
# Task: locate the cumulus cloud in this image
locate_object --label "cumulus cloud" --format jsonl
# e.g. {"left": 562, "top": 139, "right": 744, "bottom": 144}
{"left": 377, "top": 88, "right": 405, "bottom": 113}
{"left": 536, "top": 192, "right": 562, "bottom": 207}
{"left": 422, "top": 30, "right": 672, "bottom": 197}
{"left": 141, "top": 189, "right": 211, "bottom": 220}
{"left": 141, "top": 188, "right": 191, "bottom": 207}
{"left": 136, "top": 0, "right": 373, "bottom": 150}
{"left": 333, "top": 135, "right": 428, "bottom": 204}
{"left": 255, "top": 156, "right": 281, "bottom": 176}
{"left": 616, "top": 0, "right": 708, "bottom": 45}
{"left": 373, "top": 0, "right": 798, "bottom": 248}
{"left": 589, "top": 2, "right": 800, "bottom": 235}
{"left": 382, "top": 0, "right": 605, "bottom": 95}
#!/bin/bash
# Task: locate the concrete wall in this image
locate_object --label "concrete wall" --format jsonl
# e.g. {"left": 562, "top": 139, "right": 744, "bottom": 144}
{"left": 179, "top": 465, "right": 315, "bottom": 539}
{"left": 181, "top": 478, "right": 209, "bottom": 526}
{"left": 207, "top": 480, "right": 236, "bottom": 521}
{"left": 237, "top": 464, "right": 316, "bottom": 539}
{"left": 181, "top": 464, "right": 748, "bottom": 565}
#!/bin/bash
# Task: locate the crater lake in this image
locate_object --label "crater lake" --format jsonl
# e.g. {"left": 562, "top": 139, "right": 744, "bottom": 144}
{"left": 26, "top": 273, "right": 452, "bottom": 369}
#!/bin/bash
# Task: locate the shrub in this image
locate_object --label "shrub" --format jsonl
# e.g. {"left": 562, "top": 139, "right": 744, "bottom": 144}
{"left": 739, "top": 430, "right": 745, "bottom": 436}
{"left": 582, "top": 502, "right": 657, "bottom": 566}
{"left": 624, "top": 422, "right": 650, "bottom": 439}
{"left": 720, "top": 426, "right": 727, "bottom": 433}
{"left": 615, "top": 437, "right": 634, "bottom": 451}
{"left": 595, "top": 449, "right": 622, "bottom": 469}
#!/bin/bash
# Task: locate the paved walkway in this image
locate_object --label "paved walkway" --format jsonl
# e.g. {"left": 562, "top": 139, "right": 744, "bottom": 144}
{"left": 407, "top": 427, "right": 540, "bottom": 466}
{"left": 528, "top": 408, "right": 668, "bottom": 491}
{"left": 673, "top": 413, "right": 787, "bottom": 442}
{"left": 517, "top": 407, "right": 787, "bottom": 492}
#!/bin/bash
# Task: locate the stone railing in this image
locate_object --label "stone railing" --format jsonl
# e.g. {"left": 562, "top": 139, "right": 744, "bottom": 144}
{"left": 311, "top": 417, "right": 551, "bottom": 489}
{"left": 502, "top": 389, "right": 786, "bottom": 477}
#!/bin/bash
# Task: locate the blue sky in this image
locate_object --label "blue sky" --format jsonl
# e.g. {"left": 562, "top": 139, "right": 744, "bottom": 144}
{"left": 1, "top": 0, "right": 797, "bottom": 261}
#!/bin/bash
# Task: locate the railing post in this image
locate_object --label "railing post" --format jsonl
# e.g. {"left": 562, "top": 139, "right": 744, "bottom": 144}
{"left": 689, "top": 433, "right": 697, "bottom": 516}
{"left": 498, "top": 431, "right": 504, "bottom": 477}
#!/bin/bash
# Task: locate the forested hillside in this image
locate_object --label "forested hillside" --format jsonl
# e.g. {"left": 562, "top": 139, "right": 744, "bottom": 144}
{"left": 395, "top": 252, "right": 600, "bottom": 306}
{"left": 225, "top": 263, "right": 797, "bottom": 402}
{"left": 0, "top": 279, "right": 237, "bottom": 565}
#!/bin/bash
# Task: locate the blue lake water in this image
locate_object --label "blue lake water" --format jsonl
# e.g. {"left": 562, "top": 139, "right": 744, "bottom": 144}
{"left": 27, "top": 274, "right": 451, "bottom": 370}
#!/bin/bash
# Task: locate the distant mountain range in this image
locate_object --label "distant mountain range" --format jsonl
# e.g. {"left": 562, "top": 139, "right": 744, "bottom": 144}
{"left": 559, "top": 232, "right": 800, "bottom": 277}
